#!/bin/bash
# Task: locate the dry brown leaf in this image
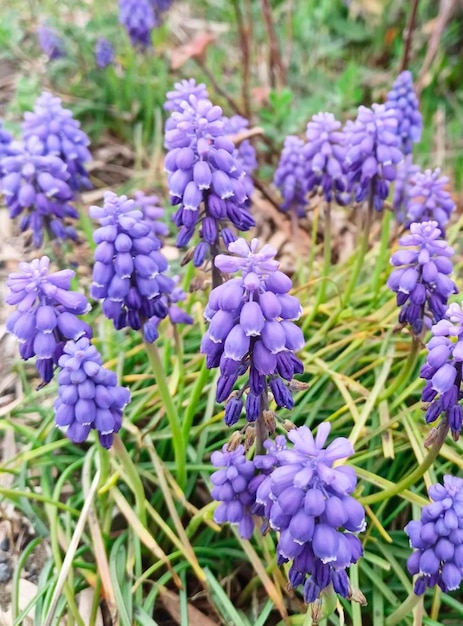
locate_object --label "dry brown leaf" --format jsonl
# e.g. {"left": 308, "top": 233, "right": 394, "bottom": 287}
{"left": 158, "top": 587, "right": 218, "bottom": 626}
{"left": 170, "top": 33, "right": 216, "bottom": 70}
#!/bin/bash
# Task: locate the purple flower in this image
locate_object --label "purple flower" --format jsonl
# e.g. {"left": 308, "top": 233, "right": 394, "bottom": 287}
{"left": 119, "top": 0, "right": 156, "bottom": 49}
{"left": 255, "top": 423, "right": 365, "bottom": 602}
{"left": 210, "top": 444, "right": 262, "bottom": 539}
{"left": 388, "top": 221, "right": 457, "bottom": 334}
{"left": 164, "top": 93, "right": 254, "bottom": 264}
{"left": 1, "top": 138, "right": 78, "bottom": 247}
{"left": 95, "top": 38, "right": 115, "bottom": 69}
{"left": 164, "top": 78, "right": 209, "bottom": 112}
{"left": 0, "top": 121, "right": 13, "bottom": 162}
{"left": 405, "top": 475, "right": 463, "bottom": 594}
{"left": 385, "top": 71, "right": 422, "bottom": 155}
{"left": 201, "top": 238, "right": 304, "bottom": 423}
{"left": 345, "top": 104, "right": 403, "bottom": 211}
{"left": 132, "top": 191, "right": 169, "bottom": 239}
{"left": 392, "top": 155, "right": 420, "bottom": 223}
{"left": 55, "top": 337, "right": 130, "bottom": 448}
{"left": 6, "top": 256, "right": 91, "bottom": 384}
{"left": 223, "top": 114, "right": 257, "bottom": 205}
{"left": 37, "top": 25, "right": 65, "bottom": 60}
{"left": 142, "top": 275, "right": 193, "bottom": 342}
{"left": 22, "top": 92, "right": 92, "bottom": 191}
{"left": 407, "top": 168, "right": 455, "bottom": 233}
{"left": 89, "top": 191, "right": 175, "bottom": 339}
{"left": 303, "top": 112, "right": 348, "bottom": 205}
{"left": 420, "top": 301, "right": 463, "bottom": 440}
{"left": 273, "top": 136, "right": 308, "bottom": 217}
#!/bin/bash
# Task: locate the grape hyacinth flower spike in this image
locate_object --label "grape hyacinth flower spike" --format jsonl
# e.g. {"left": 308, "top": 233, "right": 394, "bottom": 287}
{"left": 385, "top": 70, "right": 422, "bottom": 155}
{"left": 388, "top": 220, "right": 457, "bottom": 334}
{"left": 392, "top": 155, "right": 420, "bottom": 223}
{"left": 6, "top": 256, "right": 92, "bottom": 384}
{"left": 1, "top": 138, "right": 78, "bottom": 247}
{"left": 407, "top": 168, "right": 455, "bottom": 233}
{"left": 201, "top": 238, "right": 305, "bottom": 428}
{"left": 22, "top": 92, "right": 92, "bottom": 191}
{"left": 164, "top": 92, "right": 254, "bottom": 271}
{"left": 118, "top": 0, "right": 156, "bottom": 49}
{"left": 164, "top": 78, "right": 209, "bottom": 114}
{"left": 95, "top": 38, "right": 115, "bottom": 69}
{"left": 37, "top": 25, "right": 65, "bottom": 60}
{"left": 255, "top": 423, "right": 366, "bottom": 603}
{"left": 406, "top": 475, "right": 463, "bottom": 594}
{"left": 273, "top": 135, "right": 308, "bottom": 218}
{"left": 345, "top": 104, "right": 403, "bottom": 211}
{"left": 420, "top": 301, "right": 463, "bottom": 440}
{"left": 303, "top": 112, "right": 348, "bottom": 205}
{"left": 55, "top": 337, "right": 130, "bottom": 448}
{"left": 90, "top": 191, "right": 175, "bottom": 340}
{"left": 132, "top": 190, "right": 169, "bottom": 239}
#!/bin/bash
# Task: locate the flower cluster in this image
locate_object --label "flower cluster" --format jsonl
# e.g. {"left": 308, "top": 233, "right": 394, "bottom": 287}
{"left": 201, "top": 238, "right": 304, "bottom": 424}
{"left": 132, "top": 190, "right": 169, "bottom": 239}
{"left": 407, "top": 168, "right": 455, "bottom": 233}
{"left": 273, "top": 136, "right": 308, "bottom": 217}
{"left": 1, "top": 138, "right": 78, "bottom": 247}
{"left": 303, "top": 112, "right": 348, "bottom": 204}
{"left": 6, "top": 256, "right": 91, "bottom": 384}
{"left": 345, "top": 104, "right": 403, "bottom": 211}
{"left": 421, "top": 301, "right": 463, "bottom": 440}
{"left": 392, "top": 155, "right": 419, "bottom": 223}
{"left": 0, "top": 121, "right": 13, "bottom": 163}
{"left": 55, "top": 337, "right": 130, "bottom": 448}
{"left": 406, "top": 475, "right": 463, "bottom": 594}
{"left": 89, "top": 191, "right": 175, "bottom": 338}
{"left": 164, "top": 94, "right": 254, "bottom": 265}
{"left": 37, "top": 25, "right": 65, "bottom": 60}
{"left": 222, "top": 114, "right": 257, "bottom": 203}
{"left": 164, "top": 79, "right": 209, "bottom": 113}
{"left": 95, "top": 38, "right": 114, "bottom": 69}
{"left": 142, "top": 276, "right": 193, "bottom": 342}
{"left": 385, "top": 71, "right": 422, "bottom": 155}
{"left": 22, "top": 92, "right": 91, "bottom": 191}
{"left": 119, "top": 0, "right": 172, "bottom": 49}
{"left": 388, "top": 221, "right": 456, "bottom": 334}
{"left": 210, "top": 443, "right": 263, "bottom": 539}
{"left": 257, "top": 423, "right": 365, "bottom": 602}
{"left": 118, "top": 0, "right": 157, "bottom": 49}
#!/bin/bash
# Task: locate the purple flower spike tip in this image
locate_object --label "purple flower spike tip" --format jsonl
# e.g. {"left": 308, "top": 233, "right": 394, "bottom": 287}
{"left": 37, "top": 25, "right": 65, "bottom": 60}
{"left": 304, "top": 112, "right": 349, "bottom": 205}
{"left": 89, "top": 191, "right": 177, "bottom": 338}
{"left": 164, "top": 88, "right": 254, "bottom": 265}
{"left": 273, "top": 136, "right": 308, "bottom": 217}
{"left": 6, "top": 256, "right": 92, "bottom": 384}
{"left": 388, "top": 220, "right": 457, "bottom": 335}
{"left": 407, "top": 168, "right": 455, "bottom": 233}
{"left": 22, "top": 91, "right": 91, "bottom": 191}
{"left": 406, "top": 475, "right": 463, "bottom": 594}
{"left": 55, "top": 337, "right": 130, "bottom": 448}
{"left": 345, "top": 104, "right": 403, "bottom": 211}
{"left": 95, "top": 38, "right": 115, "bottom": 69}
{"left": 385, "top": 71, "right": 422, "bottom": 155}
{"left": 201, "top": 237, "right": 304, "bottom": 423}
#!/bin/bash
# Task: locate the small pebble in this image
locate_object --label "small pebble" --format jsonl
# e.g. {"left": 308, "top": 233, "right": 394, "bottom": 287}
{"left": 0, "top": 538, "right": 9, "bottom": 552}
{"left": 0, "top": 562, "right": 11, "bottom": 583}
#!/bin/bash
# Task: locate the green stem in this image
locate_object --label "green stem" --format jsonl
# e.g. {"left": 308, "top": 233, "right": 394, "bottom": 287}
{"left": 343, "top": 197, "right": 373, "bottom": 308}
{"left": 371, "top": 209, "right": 392, "bottom": 302}
{"left": 385, "top": 592, "right": 422, "bottom": 626}
{"left": 305, "top": 202, "right": 332, "bottom": 325}
{"left": 144, "top": 341, "right": 186, "bottom": 488}
{"left": 112, "top": 435, "right": 147, "bottom": 525}
{"left": 255, "top": 385, "right": 269, "bottom": 455}
{"left": 360, "top": 422, "right": 448, "bottom": 506}
{"left": 379, "top": 337, "right": 420, "bottom": 402}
